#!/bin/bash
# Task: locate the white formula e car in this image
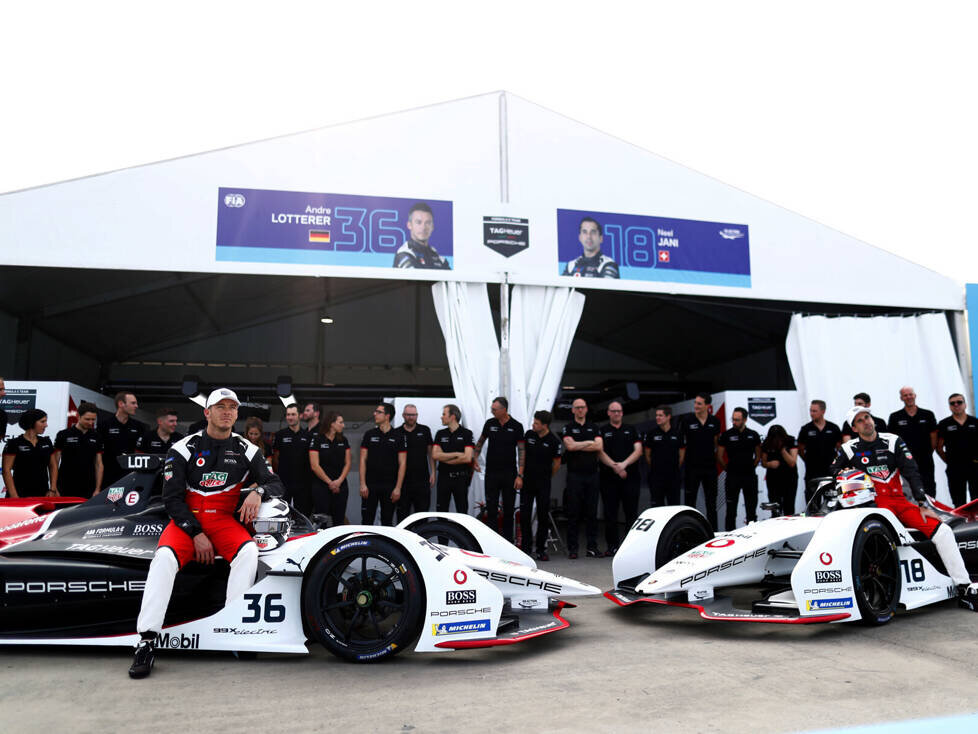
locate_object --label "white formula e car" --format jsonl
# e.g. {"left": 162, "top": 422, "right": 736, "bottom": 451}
{"left": 606, "top": 476, "right": 978, "bottom": 625}
{"left": 0, "top": 456, "right": 599, "bottom": 662}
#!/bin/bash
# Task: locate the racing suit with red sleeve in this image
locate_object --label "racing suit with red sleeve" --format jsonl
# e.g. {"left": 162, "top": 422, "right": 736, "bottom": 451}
{"left": 135, "top": 431, "right": 283, "bottom": 636}
{"left": 830, "top": 432, "right": 973, "bottom": 589}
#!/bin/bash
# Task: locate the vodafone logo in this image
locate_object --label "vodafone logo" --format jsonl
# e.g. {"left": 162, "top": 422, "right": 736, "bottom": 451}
{"left": 820, "top": 552, "right": 833, "bottom": 565}
{"left": 706, "top": 539, "right": 734, "bottom": 548}
{"left": 453, "top": 569, "right": 467, "bottom": 585}
{"left": 196, "top": 457, "right": 206, "bottom": 467}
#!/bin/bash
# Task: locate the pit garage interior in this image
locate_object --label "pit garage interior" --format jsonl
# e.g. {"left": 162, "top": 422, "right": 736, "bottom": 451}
{"left": 0, "top": 265, "right": 959, "bottom": 427}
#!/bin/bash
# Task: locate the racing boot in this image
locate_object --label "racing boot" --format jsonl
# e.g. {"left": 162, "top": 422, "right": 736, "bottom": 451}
{"left": 958, "top": 583, "right": 978, "bottom": 612}
{"left": 129, "top": 634, "right": 157, "bottom": 679}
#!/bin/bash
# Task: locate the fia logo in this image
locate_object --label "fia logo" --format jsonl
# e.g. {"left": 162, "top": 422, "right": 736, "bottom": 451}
{"left": 224, "top": 193, "right": 246, "bottom": 208}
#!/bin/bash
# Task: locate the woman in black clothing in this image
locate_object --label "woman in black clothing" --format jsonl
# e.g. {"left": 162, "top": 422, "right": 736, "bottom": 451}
{"left": 309, "top": 411, "right": 352, "bottom": 527}
{"left": 244, "top": 417, "right": 273, "bottom": 462}
{"left": 2, "top": 409, "right": 57, "bottom": 498}
{"left": 761, "top": 424, "right": 799, "bottom": 516}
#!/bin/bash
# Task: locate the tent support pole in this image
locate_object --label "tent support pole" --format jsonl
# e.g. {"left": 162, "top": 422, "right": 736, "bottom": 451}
{"left": 500, "top": 276, "right": 510, "bottom": 400}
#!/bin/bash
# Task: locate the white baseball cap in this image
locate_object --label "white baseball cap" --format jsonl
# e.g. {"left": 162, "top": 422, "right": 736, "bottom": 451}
{"left": 845, "top": 405, "right": 871, "bottom": 427}
{"left": 205, "top": 388, "right": 240, "bottom": 408}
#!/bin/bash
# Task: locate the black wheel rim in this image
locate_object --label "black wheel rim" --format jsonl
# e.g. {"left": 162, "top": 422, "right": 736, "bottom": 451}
{"left": 418, "top": 527, "right": 469, "bottom": 550}
{"left": 317, "top": 553, "right": 409, "bottom": 650}
{"left": 666, "top": 526, "right": 707, "bottom": 560}
{"left": 857, "top": 534, "right": 898, "bottom": 615}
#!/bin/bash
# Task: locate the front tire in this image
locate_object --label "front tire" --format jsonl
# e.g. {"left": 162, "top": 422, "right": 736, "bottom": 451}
{"left": 851, "top": 517, "right": 901, "bottom": 625}
{"left": 302, "top": 536, "right": 426, "bottom": 662}
{"left": 655, "top": 514, "right": 713, "bottom": 568}
{"left": 409, "top": 519, "right": 481, "bottom": 552}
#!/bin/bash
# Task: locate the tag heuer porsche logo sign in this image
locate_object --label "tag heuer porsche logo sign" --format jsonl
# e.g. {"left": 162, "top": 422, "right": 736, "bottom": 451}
{"left": 483, "top": 216, "right": 529, "bottom": 258}
{"left": 747, "top": 397, "right": 776, "bottom": 426}
{"left": 200, "top": 472, "right": 229, "bottom": 488}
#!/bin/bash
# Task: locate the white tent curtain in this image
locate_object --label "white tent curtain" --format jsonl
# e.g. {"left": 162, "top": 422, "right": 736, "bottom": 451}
{"left": 432, "top": 282, "right": 584, "bottom": 511}
{"left": 508, "top": 285, "right": 586, "bottom": 428}
{"left": 785, "top": 312, "right": 966, "bottom": 504}
{"left": 431, "top": 282, "right": 500, "bottom": 508}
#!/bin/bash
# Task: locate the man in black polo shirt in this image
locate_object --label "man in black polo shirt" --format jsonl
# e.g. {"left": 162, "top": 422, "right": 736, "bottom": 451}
{"left": 888, "top": 386, "right": 938, "bottom": 496}
{"left": 644, "top": 405, "right": 681, "bottom": 507}
{"left": 717, "top": 407, "right": 761, "bottom": 531}
{"left": 394, "top": 403, "right": 435, "bottom": 522}
{"left": 475, "top": 397, "right": 525, "bottom": 543}
{"left": 136, "top": 408, "right": 183, "bottom": 454}
{"left": 98, "top": 391, "right": 146, "bottom": 487}
{"left": 840, "top": 392, "right": 887, "bottom": 441}
{"left": 937, "top": 393, "right": 978, "bottom": 507}
{"left": 561, "top": 398, "right": 603, "bottom": 558}
{"left": 302, "top": 401, "right": 321, "bottom": 434}
{"left": 598, "top": 401, "right": 643, "bottom": 555}
{"left": 272, "top": 403, "right": 313, "bottom": 515}
{"left": 518, "top": 410, "right": 562, "bottom": 560}
{"left": 54, "top": 401, "right": 104, "bottom": 497}
{"left": 0, "top": 376, "right": 8, "bottom": 443}
{"left": 680, "top": 392, "right": 722, "bottom": 530}
{"left": 359, "top": 403, "right": 406, "bottom": 526}
{"left": 797, "top": 399, "right": 842, "bottom": 505}
{"left": 433, "top": 404, "right": 475, "bottom": 514}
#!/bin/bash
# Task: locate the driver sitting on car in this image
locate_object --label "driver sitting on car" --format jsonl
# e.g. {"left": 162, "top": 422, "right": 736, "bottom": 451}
{"left": 830, "top": 406, "right": 977, "bottom": 603}
{"left": 129, "top": 388, "right": 283, "bottom": 679}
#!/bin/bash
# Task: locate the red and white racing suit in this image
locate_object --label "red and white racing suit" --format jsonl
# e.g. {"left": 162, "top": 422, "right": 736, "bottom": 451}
{"left": 136, "top": 431, "right": 283, "bottom": 635}
{"left": 830, "top": 432, "right": 971, "bottom": 585}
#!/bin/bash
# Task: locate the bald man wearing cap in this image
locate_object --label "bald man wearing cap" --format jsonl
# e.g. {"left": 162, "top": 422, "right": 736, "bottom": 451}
{"left": 129, "top": 388, "right": 284, "bottom": 679}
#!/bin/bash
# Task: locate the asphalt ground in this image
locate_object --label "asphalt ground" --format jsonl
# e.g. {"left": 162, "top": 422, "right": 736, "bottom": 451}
{"left": 2, "top": 553, "right": 977, "bottom": 734}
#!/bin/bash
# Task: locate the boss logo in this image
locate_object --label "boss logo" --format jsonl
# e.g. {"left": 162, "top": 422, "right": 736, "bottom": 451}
{"left": 446, "top": 590, "right": 477, "bottom": 605}
{"left": 815, "top": 570, "right": 843, "bottom": 583}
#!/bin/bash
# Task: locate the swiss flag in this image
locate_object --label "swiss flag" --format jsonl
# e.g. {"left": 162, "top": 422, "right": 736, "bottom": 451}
{"left": 658, "top": 250, "right": 670, "bottom": 263}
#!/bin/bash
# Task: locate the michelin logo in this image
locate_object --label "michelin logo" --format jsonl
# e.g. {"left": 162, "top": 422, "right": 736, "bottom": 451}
{"left": 806, "top": 597, "right": 853, "bottom": 611}
{"left": 431, "top": 619, "right": 492, "bottom": 636}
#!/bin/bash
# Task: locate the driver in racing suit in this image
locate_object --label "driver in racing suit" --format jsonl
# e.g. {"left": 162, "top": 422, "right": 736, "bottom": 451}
{"left": 830, "top": 406, "right": 977, "bottom": 603}
{"left": 129, "top": 388, "right": 284, "bottom": 678}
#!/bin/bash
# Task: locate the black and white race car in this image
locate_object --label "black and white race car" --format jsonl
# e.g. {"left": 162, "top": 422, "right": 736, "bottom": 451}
{"left": 606, "top": 476, "right": 978, "bottom": 624}
{"left": 0, "top": 455, "right": 598, "bottom": 662}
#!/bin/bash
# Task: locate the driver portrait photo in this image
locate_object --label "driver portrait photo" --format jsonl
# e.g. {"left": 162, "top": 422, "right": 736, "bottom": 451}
{"left": 392, "top": 202, "right": 451, "bottom": 270}
{"left": 563, "top": 216, "right": 620, "bottom": 279}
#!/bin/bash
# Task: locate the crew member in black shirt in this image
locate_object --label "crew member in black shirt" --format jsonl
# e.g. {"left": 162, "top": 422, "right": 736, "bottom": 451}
{"left": 309, "top": 410, "right": 351, "bottom": 527}
{"left": 644, "top": 405, "right": 682, "bottom": 506}
{"left": 887, "top": 386, "right": 938, "bottom": 495}
{"left": 359, "top": 403, "right": 406, "bottom": 526}
{"left": 518, "top": 410, "right": 562, "bottom": 560}
{"left": 273, "top": 404, "right": 313, "bottom": 514}
{"left": 53, "top": 401, "right": 103, "bottom": 497}
{"left": 475, "top": 397, "right": 525, "bottom": 543}
{"left": 680, "top": 393, "right": 722, "bottom": 530}
{"left": 0, "top": 376, "right": 8, "bottom": 443}
{"left": 433, "top": 404, "right": 475, "bottom": 514}
{"left": 840, "top": 392, "right": 887, "bottom": 441}
{"left": 2, "top": 409, "right": 57, "bottom": 498}
{"left": 717, "top": 407, "right": 762, "bottom": 531}
{"left": 98, "top": 391, "right": 145, "bottom": 487}
{"left": 136, "top": 408, "right": 183, "bottom": 454}
{"left": 394, "top": 403, "right": 435, "bottom": 522}
{"left": 797, "top": 399, "right": 842, "bottom": 504}
{"left": 598, "top": 401, "right": 643, "bottom": 555}
{"left": 937, "top": 393, "right": 978, "bottom": 506}
{"left": 561, "top": 398, "right": 603, "bottom": 558}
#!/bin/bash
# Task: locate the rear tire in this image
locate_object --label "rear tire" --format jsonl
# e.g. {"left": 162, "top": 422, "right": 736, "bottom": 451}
{"left": 302, "top": 536, "right": 425, "bottom": 662}
{"left": 410, "top": 519, "right": 481, "bottom": 552}
{"left": 851, "top": 517, "right": 900, "bottom": 625}
{"left": 655, "top": 514, "right": 713, "bottom": 568}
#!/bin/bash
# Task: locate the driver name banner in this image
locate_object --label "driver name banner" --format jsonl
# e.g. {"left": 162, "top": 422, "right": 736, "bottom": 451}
{"left": 557, "top": 208, "right": 751, "bottom": 287}
{"left": 216, "top": 188, "right": 454, "bottom": 271}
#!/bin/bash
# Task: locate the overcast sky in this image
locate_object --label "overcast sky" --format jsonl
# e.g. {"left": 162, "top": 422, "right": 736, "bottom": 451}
{"left": 3, "top": 1, "right": 976, "bottom": 284}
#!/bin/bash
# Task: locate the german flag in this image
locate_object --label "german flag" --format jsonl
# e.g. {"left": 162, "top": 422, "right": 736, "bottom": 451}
{"left": 309, "top": 230, "right": 331, "bottom": 244}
